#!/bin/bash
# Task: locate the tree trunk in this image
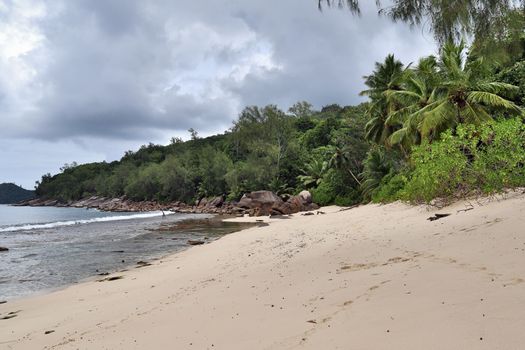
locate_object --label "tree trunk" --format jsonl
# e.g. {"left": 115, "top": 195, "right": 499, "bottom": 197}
{"left": 347, "top": 169, "right": 362, "bottom": 186}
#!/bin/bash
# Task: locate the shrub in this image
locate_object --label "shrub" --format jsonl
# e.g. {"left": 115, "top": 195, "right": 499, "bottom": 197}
{"left": 372, "top": 172, "right": 408, "bottom": 203}
{"left": 360, "top": 146, "right": 404, "bottom": 201}
{"left": 312, "top": 169, "right": 361, "bottom": 206}
{"left": 311, "top": 179, "right": 335, "bottom": 206}
{"left": 397, "top": 118, "right": 525, "bottom": 203}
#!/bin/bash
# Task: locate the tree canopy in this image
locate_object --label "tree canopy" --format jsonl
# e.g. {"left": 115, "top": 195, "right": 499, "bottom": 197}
{"left": 318, "top": 0, "right": 524, "bottom": 45}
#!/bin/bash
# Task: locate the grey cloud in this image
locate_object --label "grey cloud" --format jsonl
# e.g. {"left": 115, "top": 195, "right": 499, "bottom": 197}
{"left": 0, "top": 0, "right": 436, "bottom": 187}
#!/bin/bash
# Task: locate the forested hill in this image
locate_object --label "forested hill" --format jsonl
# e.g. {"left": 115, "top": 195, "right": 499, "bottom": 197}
{"left": 35, "top": 103, "right": 370, "bottom": 206}
{"left": 0, "top": 183, "right": 35, "bottom": 204}
{"left": 35, "top": 38, "right": 525, "bottom": 206}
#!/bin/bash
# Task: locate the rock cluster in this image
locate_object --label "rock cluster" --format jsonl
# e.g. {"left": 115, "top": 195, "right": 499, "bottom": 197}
{"left": 16, "top": 190, "right": 319, "bottom": 217}
{"left": 237, "top": 190, "right": 319, "bottom": 216}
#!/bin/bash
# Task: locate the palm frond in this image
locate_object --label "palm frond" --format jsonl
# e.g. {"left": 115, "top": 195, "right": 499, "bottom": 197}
{"left": 476, "top": 82, "right": 519, "bottom": 96}
{"left": 467, "top": 91, "right": 522, "bottom": 113}
{"left": 461, "top": 101, "right": 491, "bottom": 124}
{"left": 389, "top": 127, "right": 409, "bottom": 145}
{"left": 420, "top": 100, "right": 456, "bottom": 138}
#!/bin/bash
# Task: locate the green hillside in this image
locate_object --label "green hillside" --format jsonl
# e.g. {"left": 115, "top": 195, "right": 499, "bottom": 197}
{"left": 0, "top": 183, "right": 35, "bottom": 204}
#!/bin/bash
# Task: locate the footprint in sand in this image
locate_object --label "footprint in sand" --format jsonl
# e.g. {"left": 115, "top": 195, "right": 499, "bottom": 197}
{"left": 503, "top": 278, "right": 525, "bottom": 287}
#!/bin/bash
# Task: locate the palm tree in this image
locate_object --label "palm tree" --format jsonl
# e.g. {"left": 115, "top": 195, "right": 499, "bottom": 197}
{"left": 417, "top": 41, "right": 522, "bottom": 139}
{"left": 328, "top": 146, "right": 362, "bottom": 185}
{"left": 359, "top": 147, "right": 393, "bottom": 200}
{"left": 380, "top": 42, "right": 522, "bottom": 145}
{"left": 386, "top": 56, "right": 440, "bottom": 146}
{"left": 361, "top": 54, "right": 406, "bottom": 145}
{"left": 297, "top": 158, "right": 328, "bottom": 188}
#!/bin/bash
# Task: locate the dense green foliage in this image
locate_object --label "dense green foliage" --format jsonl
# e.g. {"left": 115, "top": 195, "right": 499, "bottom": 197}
{"left": 0, "top": 183, "right": 35, "bottom": 204}
{"left": 36, "top": 7, "right": 525, "bottom": 206}
{"left": 374, "top": 119, "right": 525, "bottom": 203}
{"left": 36, "top": 104, "right": 370, "bottom": 205}
{"left": 363, "top": 42, "right": 525, "bottom": 203}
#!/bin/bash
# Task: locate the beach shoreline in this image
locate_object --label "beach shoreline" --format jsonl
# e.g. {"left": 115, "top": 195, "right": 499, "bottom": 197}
{"left": 2, "top": 193, "right": 525, "bottom": 349}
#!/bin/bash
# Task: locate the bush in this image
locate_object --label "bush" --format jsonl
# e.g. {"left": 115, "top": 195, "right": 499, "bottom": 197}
{"left": 311, "top": 179, "right": 335, "bottom": 206}
{"left": 397, "top": 119, "right": 525, "bottom": 203}
{"left": 372, "top": 172, "right": 408, "bottom": 203}
{"left": 311, "top": 169, "right": 361, "bottom": 206}
{"left": 360, "top": 146, "right": 404, "bottom": 201}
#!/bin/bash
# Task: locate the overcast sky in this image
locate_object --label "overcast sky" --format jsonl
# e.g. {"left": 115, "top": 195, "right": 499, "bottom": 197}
{"left": 0, "top": 0, "right": 436, "bottom": 189}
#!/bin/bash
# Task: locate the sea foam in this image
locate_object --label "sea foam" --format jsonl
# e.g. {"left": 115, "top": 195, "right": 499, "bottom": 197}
{"left": 0, "top": 211, "right": 173, "bottom": 233}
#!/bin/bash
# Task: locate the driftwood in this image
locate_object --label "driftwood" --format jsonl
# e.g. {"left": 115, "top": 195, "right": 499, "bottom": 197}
{"left": 339, "top": 204, "right": 360, "bottom": 212}
{"left": 427, "top": 213, "right": 451, "bottom": 221}
{"left": 457, "top": 207, "right": 474, "bottom": 213}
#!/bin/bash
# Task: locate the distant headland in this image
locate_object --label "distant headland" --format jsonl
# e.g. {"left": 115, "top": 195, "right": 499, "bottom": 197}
{"left": 0, "top": 183, "right": 35, "bottom": 204}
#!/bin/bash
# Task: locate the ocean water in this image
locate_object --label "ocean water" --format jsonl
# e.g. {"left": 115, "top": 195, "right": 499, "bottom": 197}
{"left": 0, "top": 205, "right": 246, "bottom": 300}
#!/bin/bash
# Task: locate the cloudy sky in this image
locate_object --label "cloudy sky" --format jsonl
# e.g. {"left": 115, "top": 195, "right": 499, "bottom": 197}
{"left": 0, "top": 0, "right": 436, "bottom": 189}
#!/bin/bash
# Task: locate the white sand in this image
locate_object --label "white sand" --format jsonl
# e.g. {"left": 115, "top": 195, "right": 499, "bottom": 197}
{"left": 2, "top": 193, "right": 525, "bottom": 349}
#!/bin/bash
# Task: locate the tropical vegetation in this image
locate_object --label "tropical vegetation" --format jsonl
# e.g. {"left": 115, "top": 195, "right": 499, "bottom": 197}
{"left": 35, "top": 3, "right": 525, "bottom": 206}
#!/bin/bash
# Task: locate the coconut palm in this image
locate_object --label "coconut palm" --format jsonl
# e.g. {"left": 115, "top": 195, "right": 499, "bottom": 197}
{"left": 382, "top": 42, "right": 521, "bottom": 145}
{"left": 361, "top": 54, "right": 406, "bottom": 145}
{"left": 417, "top": 41, "right": 522, "bottom": 139}
{"left": 328, "top": 146, "right": 362, "bottom": 185}
{"left": 359, "top": 147, "right": 393, "bottom": 200}
{"left": 386, "top": 56, "right": 440, "bottom": 146}
{"left": 297, "top": 158, "right": 328, "bottom": 188}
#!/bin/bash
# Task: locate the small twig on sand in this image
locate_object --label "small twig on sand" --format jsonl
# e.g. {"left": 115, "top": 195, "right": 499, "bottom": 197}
{"left": 339, "top": 204, "right": 360, "bottom": 212}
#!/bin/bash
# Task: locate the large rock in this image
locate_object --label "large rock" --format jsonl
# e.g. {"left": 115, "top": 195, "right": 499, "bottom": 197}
{"left": 238, "top": 190, "right": 318, "bottom": 217}
{"left": 238, "top": 191, "right": 284, "bottom": 216}
{"left": 298, "top": 190, "right": 312, "bottom": 204}
{"left": 206, "top": 196, "right": 224, "bottom": 208}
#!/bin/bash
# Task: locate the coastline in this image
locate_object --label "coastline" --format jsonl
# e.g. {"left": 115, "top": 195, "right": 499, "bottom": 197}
{"left": 15, "top": 190, "right": 320, "bottom": 217}
{"left": 2, "top": 193, "right": 525, "bottom": 349}
{"left": 0, "top": 211, "right": 257, "bottom": 301}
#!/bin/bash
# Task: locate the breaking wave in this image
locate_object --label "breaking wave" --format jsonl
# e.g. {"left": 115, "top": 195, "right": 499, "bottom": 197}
{"left": 0, "top": 211, "right": 174, "bottom": 233}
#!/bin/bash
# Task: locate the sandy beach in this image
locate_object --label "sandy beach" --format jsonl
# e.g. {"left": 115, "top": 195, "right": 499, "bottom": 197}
{"left": 2, "top": 193, "right": 525, "bottom": 349}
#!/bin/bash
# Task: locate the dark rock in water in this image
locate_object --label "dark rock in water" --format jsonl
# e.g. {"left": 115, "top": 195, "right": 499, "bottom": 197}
{"left": 111, "top": 250, "right": 125, "bottom": 253}
{"left": 187, "top": 240, "right": 205, "bottom": 246}
{"left": 0, "top": 247, "right": 8, "bottom": 252}
{"left": 136, "top": 261, "right": 152, "bottom": 268}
